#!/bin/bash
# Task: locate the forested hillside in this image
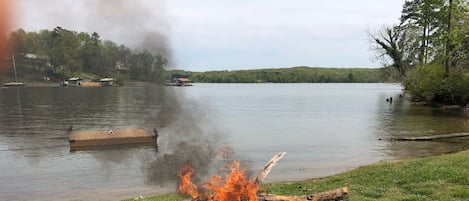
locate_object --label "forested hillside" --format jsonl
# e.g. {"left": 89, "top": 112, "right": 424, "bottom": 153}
{"left": 2, "top": 27, "right": 395, "bottom": 84}
{"left": 166, "top": 67, "right": 396, "bottom": 83}
{"left": 3, "top": 26, "right": 167, "bottom": 82}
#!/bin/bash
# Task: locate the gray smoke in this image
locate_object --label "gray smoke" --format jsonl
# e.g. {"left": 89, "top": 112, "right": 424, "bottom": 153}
{"left": 84, "top": 0, "right": 172, "bottom": 60}
{"left": 141, "top": 87, "right": 225, "bottom": 185}
{"left": 82, "top": 0, "right": 227, "bottom": 185}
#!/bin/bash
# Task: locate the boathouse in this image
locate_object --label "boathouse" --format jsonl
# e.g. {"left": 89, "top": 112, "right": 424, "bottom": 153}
{"left": 174, "top": 78, "right": 192, "bottom": 86}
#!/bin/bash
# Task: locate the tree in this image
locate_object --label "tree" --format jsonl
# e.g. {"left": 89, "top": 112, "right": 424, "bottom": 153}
{"left": 371, "top": 0, "right": 469, "bottom": 78}
{"left": 369, "top": 25, "right": 418, "bottom": 79}
{"left": 441, "top": 0, "right": 469, "bottom": 73}
{"left": 4, "top": 27, "right": 170, "bottom": 82}
{"left": 49, "top": 26, "right": 81, "bottom": 76}
{"left": 79, "top": 32, "right": 102, "bottom": 74}
{"left": 117, "top": 45, "right": 132, "bottom": 68}
{"left": 8, "top": 29, "right": 27, "bottom": 56}
{"left": 400, "top": 0, "right": 446, "bottom": 64}
{"left": 151, "top": 54, "right": 167, "bottom": 82}
{"left": 101, "top": 40, "right": 119, "bottom": 75}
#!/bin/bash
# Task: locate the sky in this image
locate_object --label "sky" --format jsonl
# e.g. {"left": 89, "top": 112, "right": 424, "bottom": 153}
{"left": 12, "top": 0, "right": 405, "bottom": 71}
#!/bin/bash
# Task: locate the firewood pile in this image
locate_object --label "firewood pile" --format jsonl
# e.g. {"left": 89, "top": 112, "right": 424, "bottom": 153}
{"left": 180, "top": 152, "right": 349, "bottom": 201}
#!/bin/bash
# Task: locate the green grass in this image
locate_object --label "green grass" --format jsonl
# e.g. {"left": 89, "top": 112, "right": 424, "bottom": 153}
{"left": 126, "top": 150, "right": 469, "bottom": 201}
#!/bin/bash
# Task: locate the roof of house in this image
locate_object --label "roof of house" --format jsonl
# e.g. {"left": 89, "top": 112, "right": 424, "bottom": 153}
{"left": 100, "top": 78, "right": 116, "bottom": 82}
{"left": 176, "top": 78, "right": 191, "bottom": 82}
{"left": 68, "top": 77, "right": 82, "bottom": 81}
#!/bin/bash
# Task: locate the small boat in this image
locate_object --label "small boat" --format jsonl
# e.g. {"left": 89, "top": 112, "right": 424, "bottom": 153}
{"left": 68, "top": 126, "right": 158, "bottom": 151}
{"left": 63, "top": 77, "right": 83, "bottom": 87}
{"left": 4, "top": 81, "right": 26, "bottom": 87}
{"left": 100, "top": 77, "right": 117, "bottom": 86}
{"left": 163, "top": 78, "right": 193, "bottom": 86}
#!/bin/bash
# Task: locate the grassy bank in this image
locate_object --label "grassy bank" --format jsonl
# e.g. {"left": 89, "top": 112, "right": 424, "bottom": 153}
{"left": 126, "top": 150, "right": 469, "bottom": 201}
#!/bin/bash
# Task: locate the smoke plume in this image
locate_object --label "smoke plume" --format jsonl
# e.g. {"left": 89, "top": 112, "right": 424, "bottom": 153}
{"left": 84, "top": 0, "right": 172, "bottom": 59}
{"left": 141, "top": 87, "right": 226, "bottom": 185}
{"left": 11, "top": 0, "right": 228, "bottom": 186}
{"left": 82, "top": 0, "right": 226, "bottom": 185}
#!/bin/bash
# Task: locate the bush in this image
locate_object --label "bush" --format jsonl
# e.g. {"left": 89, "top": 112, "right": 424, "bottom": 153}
{"left": 404, "top": 64, "right": 469, "bottom": 105}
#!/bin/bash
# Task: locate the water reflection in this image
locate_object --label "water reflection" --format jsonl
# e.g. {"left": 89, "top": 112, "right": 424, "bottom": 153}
{"left": 375, "top": 93, "right": 469, "bottom": 158}
{"left": 2, "top": 84, "right": 469, "bottom": 200}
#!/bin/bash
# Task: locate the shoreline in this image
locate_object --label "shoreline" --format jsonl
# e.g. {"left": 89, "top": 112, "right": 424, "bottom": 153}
{"left": 125, "top": 149, "right": 469, "bottom": 201}
{"left": 1, "top": 81, "right": 162, "bottom": 88}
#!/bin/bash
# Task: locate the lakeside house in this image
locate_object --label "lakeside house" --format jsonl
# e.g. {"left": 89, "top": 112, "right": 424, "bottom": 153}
{"left": 174, "top": 78, "right": 192, "bottom": 86}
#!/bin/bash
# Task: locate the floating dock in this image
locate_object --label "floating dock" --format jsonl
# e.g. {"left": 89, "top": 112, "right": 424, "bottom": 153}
{"left": 69, "top": 128, "right": 157, "bottom": 150}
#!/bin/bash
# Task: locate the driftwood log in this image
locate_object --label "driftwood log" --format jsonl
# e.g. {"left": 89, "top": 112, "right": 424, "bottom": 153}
{"left": 185, "top": 187, "right": 348, "bottom": 201}
{"left": 254, "top": 152, "right": 287, "bottom": 185}
{"left": 307, "top": 187, "right": 348, "bottom": 201}
{"left": 259, "top": 187, "right": 348, "bottom": 201}
{"left": 388, "top": 132, "right": 469, "bottom": 141}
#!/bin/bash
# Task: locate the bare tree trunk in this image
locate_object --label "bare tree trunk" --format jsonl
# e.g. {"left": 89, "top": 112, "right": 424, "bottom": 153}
{"left": 445, "top": 0, "right": 453, "bottom": 74}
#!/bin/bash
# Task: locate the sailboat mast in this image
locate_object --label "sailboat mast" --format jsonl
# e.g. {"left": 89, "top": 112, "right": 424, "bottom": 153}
{"left": 12, "top": 54, "right": 18, "bottom": 82}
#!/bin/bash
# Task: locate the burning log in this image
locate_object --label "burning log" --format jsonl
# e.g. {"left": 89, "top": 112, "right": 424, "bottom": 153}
{"left": 179, "top": 152, "right": 348, "bottom": 201}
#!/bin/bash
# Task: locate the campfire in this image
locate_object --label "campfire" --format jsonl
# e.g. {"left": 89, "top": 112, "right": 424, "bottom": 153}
{"left": 178, "top": 161, "right": 259, "bottom": 201}
{"left": 178, "top": 152, "right": 348, "bottom": 201}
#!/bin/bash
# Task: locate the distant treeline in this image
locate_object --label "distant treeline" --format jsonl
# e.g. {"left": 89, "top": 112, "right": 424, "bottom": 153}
{"left": 4, "top": 27, "right": 397, "bottom": 84}
{"left": 166, "top": 67, "right": 399, "bottom": 83}
{"left": 4, "top": 27, "right": 167, "bottom": 82}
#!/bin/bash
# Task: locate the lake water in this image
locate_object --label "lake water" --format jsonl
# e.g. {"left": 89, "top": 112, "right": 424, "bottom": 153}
{"left": 1, "top": 83, "right": 469, "bottom": 201}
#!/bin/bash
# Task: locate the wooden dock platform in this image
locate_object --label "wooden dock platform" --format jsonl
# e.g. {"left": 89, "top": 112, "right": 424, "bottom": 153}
{"left": 69, "top": 128, "right": 157, "bottom": 150}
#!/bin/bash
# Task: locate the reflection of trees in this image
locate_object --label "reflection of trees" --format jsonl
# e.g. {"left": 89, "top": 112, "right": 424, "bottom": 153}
{"left": 0, "top": 87, "right": 66, "bottom": 164}
{"left": 374, "top": 94, "right": 469, "bottom": 159}
{"left": 0, "top": 86, "right": 226, "bottom": 190}
{"left": 0, "top": 87, "right": 167, "bottom": 162}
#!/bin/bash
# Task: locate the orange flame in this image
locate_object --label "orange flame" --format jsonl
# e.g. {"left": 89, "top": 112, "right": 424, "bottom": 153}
{"left": 216, "top": 145, "right": 234, "bottom": 160}
{"left": 177, "top": 164, "right": 200, "bottom": 199}
{"left": 178, "top": 161, "right": 259, "bottom": 201}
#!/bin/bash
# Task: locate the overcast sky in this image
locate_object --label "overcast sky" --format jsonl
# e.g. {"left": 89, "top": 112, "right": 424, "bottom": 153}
{"left": 13, "top": 0, "right": 405, "bottom": 71}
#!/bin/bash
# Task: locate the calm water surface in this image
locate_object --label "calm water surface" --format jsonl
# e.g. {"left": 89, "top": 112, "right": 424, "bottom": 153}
{"left": 1, "top": 83, "right": 469, "bottom": 200}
